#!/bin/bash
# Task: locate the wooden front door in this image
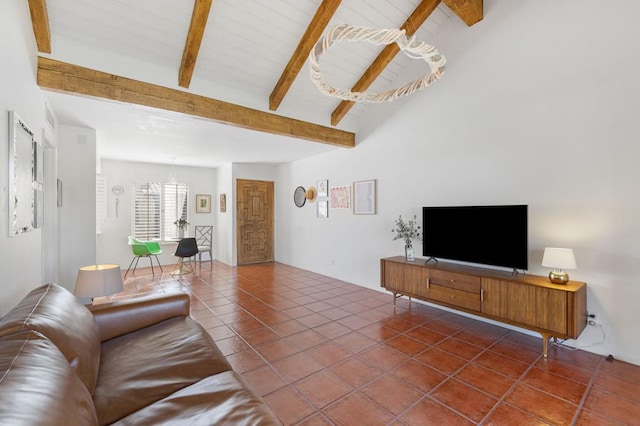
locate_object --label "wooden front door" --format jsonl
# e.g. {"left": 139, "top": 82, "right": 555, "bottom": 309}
{"left": 236, "top": 179, "right": 274, "bottom": 265}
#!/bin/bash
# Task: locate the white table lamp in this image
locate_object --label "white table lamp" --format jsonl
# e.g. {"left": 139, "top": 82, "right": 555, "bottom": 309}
{"left": 541, "top": 248, "right": 577, "bottom": 284}
{"left": 74, "top": 264, "right": 124, "bottom": 303}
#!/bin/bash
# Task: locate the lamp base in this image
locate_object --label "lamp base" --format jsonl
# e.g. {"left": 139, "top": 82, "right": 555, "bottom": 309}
{"left": 548, "top": 270, "right": 570, "bottom": 285}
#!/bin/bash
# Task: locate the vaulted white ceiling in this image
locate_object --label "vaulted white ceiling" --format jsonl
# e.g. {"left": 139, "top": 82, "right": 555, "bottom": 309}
{"left": 31, "top": 0, "right": 480, "bottom": 167}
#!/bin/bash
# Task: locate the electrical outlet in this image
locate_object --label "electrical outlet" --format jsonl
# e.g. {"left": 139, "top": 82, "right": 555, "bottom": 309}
{"left": 587, "top": 312, "right": 599, "bottom": 326}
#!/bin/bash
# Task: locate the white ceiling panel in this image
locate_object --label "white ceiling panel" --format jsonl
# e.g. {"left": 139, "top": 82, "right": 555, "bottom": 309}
{"left": 42, "top": 0, "right": 466, "bottom": 166}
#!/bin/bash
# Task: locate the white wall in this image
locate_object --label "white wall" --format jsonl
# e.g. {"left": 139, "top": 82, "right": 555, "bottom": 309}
{"left": 97, "top": 159, "right": 216, "bottom": 269}
{"left": 215, "top": 164, "right": 234, "bottom": 265}
{"left": 0, "top": 1, "right": 48, "bottom": 315}
{"left": 57, "top": 126, "right": 96, "bottom": 291}
{"left": 275, "top": 0, "right": 640, "bottom": 365}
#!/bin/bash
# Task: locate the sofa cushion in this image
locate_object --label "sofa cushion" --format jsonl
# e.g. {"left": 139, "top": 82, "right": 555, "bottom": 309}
{"left": 112, "top": 371, "right": 281, "bottom": 426}
{"left": 93, "top": 316, "right": 232, "bottom": 425}
{"left": 0, "top": 330, "right": 98, "bottom": 426}
{"left": 0, "top": 283, "right": 101, "bottom": 394}
{"left": 89, "top": 291, "right": 191, "bottom": 342}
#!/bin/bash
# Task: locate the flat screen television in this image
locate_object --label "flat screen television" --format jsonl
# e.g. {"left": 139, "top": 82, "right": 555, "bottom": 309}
{"left": 422, "top": 205, "right": 528, "bottom": 270}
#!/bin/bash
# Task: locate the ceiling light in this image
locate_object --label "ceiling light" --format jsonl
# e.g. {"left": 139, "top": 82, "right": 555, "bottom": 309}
{"left": 309, "top": 24, "right": 446, "bottom": 103}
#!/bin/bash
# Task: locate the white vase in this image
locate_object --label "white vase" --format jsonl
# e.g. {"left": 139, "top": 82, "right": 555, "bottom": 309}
{"left": 178, "top": 228, "right": 185, "bottom": 239}
{"left": 405, "top": 243, "right": 415, "bottom": 262}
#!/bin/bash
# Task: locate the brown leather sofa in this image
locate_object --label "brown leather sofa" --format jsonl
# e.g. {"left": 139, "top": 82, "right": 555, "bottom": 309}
{"left": 0, "top": 283, "right": 281, "bottom": 425}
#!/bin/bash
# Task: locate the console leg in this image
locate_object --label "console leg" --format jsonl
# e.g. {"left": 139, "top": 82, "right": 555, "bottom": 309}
{"left": 393, "top": 293, "right": 408, "bottom": 310}
{"left": 541, "top": 333, "right": 550, "bottom": 358}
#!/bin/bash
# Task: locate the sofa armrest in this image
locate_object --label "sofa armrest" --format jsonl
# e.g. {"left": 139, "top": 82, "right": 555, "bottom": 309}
{"left": 88, "top": 292, "right": 190, "bottom": 342}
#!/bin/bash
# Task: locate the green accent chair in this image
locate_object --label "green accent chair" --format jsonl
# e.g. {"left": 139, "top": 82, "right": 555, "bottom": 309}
{"left": 125, "top": 236, "right": 163, "bottom": 279}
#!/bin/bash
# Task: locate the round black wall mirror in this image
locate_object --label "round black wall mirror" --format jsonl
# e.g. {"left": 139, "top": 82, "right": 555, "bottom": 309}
{"left": 294, "top": 186, "right": 306, "bottom": 207}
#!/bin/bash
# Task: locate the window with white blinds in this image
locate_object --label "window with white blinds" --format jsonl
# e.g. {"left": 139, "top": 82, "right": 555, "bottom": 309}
{"left": 96, "top": 175, "right": 107, "bottom": 234}
{"left": 163, "top": 183, "right": 188, "bottom": 240}
{"left": 131, "top": 181, "right": 188, "bottom": 241}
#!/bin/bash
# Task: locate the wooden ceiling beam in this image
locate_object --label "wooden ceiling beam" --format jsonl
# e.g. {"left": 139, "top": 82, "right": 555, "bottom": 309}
{"left": 443, "top": 0, "right": 483, "bottom": 27}
{"left": 179, "top": 0, "right": 213, "bottom": 88}
{"left": 27, "top": 0, "right": 51, "bottom": 53}
{"left": 37, "top": 57, "right": 354, "bottom": 148}
{"left": 330, "top": 0, "right": 441, "bottom": 126}
{"left": 269, "top": 0, "right": 342, "bottom": 111}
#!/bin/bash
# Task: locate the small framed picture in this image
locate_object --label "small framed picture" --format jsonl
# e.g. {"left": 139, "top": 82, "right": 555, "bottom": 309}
{"left": 220, "top": 193, "right": 226, "bottom": 213}
{"left": 317, "top": 179, "right": 328, "bottom": 197}
{"left": 317, "top": 199, "right": 328, "bottom": 218}
{"left": 330, "top": 186, "right": 350, "bottom": 209}
{"left": 353, "top": 179, "right": 376, "bottom": 215}
{"left": 57, "top": 179, "right": 63, "bottom": 207}
{"left": 196, "top": 194, "right": 211, "bottom": 213}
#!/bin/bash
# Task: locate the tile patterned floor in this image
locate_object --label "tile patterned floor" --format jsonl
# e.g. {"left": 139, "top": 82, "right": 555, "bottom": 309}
{"left": 121, "top": 261, "right": 640, "bottom": 425}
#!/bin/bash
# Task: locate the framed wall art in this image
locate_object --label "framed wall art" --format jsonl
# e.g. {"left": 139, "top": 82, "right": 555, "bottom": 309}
{"left": 317, "top": 199, "right": 328, "bottom": 218}
{"left": 196, "top": 194, "right": 211, "bottom": 213}
{"left": 317, "top": 179, "right": 328, "bottom": 197}
{"left": 353, "top": 179, "right": 376, "bottom": 215}
{"left": 8, "top": 111, "right": 35, "bottom": 236}
{"left": 57, "top": 179, "right": 63, "bottom": 207}
{"left": 220, "top": 193, "right": 226, "bottom": 212}
{"left": 330, "top": 186, "right": 350, "bottom": 209}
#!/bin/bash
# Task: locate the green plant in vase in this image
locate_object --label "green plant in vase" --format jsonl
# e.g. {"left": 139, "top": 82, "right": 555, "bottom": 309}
{"left": 392, "top": 215, "right": 422, "bottom": 261}
{"left": 174, "top": 217, "right": 189, "bottom": 238}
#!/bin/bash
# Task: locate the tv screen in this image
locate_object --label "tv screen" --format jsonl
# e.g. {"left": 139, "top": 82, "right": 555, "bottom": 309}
{"left": 422, "top": 205, "right": 528, "bottom": 270}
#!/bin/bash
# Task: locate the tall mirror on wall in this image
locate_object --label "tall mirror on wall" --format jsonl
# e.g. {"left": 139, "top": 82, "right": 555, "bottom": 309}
{"left": 8, "top": 111, "right": 35, "bottom": 236}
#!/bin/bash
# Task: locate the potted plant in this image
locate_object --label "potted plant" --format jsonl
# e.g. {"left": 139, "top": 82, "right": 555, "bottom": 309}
{"left": 392, "top": 214, "right": 422, "bottom": 261}
{"left": 174, "top": 217, "right": 189, "bottom": 238}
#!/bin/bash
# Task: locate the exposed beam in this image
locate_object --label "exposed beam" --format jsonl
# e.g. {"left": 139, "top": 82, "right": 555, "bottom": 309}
{"left": 27, "top": 0, "right": 51, "bottom": 53}
{"left": 179, "top": 0, "right": 213, "bottom": 88}
{"left": 330, "top": 0, "right": 441, "bottom": 126}
{"left": 443, "top": 0, "right": 483, "bottom": 27}
{"left": 37, "top": 57, "right": 354, "bottom": 148}
{"left": 269, "top": 0, "right": 342, "bottom": 111}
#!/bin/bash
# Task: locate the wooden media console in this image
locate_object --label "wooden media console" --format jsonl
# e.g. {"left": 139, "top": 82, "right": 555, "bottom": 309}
{"left": 380, "top": 256, "right": 588, "bottom": 357}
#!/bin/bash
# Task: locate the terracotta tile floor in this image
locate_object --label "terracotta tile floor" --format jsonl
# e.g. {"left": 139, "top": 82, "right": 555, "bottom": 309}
{"left": 121, "top": 261, "right": 640, "bottom": 425}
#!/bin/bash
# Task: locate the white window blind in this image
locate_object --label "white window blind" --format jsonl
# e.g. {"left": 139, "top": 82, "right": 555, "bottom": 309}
{"left": 132, "top": 181, "right": 188, "bottom": 241}
{"left": 132, "top": 181, "right": 162, "bottom": 240}
{"left": 164, "top": 183, "right": 188, "bottom": 240}
{"left": 96, "top": 175, "right": 107, "bottom": 234}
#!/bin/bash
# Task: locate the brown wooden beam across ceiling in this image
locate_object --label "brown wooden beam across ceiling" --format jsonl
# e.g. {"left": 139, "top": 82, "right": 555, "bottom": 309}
{"left": 443, "top": 0, "right": 483, "bottom": 26}
{"left": 37, "top": 57, "right": 354, "bottom": 148}
{"left": 330, "top": 0, "right": 442, "bottom": 126}
{"left": 269, "top": 0, "right": 342, "bottom": 111}
{"left": 27, "top": 0, "right": 51, "bottom": 53}
{"left": 179, "top": 0, "right": 213, "bottom": 88}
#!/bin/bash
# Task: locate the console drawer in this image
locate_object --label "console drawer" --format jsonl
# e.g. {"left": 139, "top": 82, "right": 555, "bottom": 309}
{"left": 429, "top": 270, "right": 481, "bottom": 293}
{"left": 429, "top": 284, "right": 481, "bottom": 312}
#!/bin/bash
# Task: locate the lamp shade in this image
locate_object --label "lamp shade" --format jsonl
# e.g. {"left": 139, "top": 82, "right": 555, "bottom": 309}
{"left": 541, "top": 248, "right": 577, "bottom": 270}
{"left": 74, "top": 264, "right": 124, "bottom": 298}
